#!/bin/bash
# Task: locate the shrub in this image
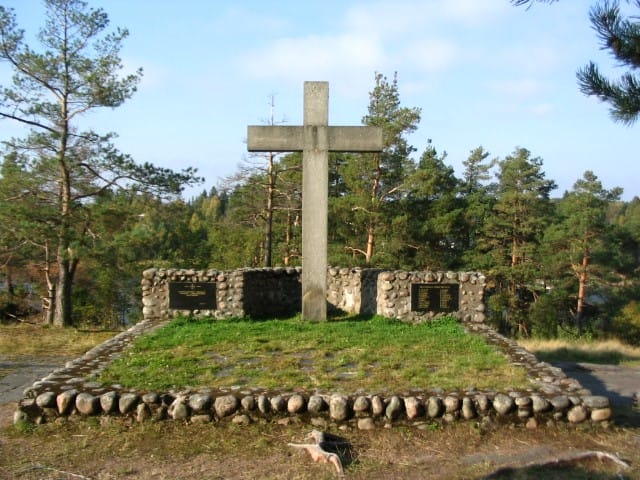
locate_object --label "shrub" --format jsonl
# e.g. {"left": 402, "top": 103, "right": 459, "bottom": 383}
{"left": 611, "top": 300, "right": 640, "bottom": 346}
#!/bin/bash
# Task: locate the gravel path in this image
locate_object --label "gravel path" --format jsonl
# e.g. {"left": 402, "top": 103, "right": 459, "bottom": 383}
{"left": 0, "top": 356, "right": 70, "bottom": 405}
{"left": 551, "top": 361, "right": 640, "bottom": 408}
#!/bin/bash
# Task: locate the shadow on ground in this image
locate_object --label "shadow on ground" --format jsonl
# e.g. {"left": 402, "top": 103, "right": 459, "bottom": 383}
{"left": 551, "top": 360, "right": 640, "bottom": 427}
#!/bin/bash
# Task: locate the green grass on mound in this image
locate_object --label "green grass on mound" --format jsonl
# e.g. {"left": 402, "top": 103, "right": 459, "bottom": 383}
{"left": 98, "top": 315, "right": 530, "bottom": 393}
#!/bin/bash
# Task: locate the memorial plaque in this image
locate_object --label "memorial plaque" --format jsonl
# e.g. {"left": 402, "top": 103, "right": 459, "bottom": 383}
{"left": 168, "top": 282, "right": 216, "bottom": 310}
{"left": 411, "top": 283, "right": 459, "bottom": 313}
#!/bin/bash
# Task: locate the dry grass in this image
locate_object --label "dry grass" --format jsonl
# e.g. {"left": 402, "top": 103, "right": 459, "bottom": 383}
{"left": 518, "top": 338, "right": 640, "bottom": 366}
{"left": 1, "top": 410, "right": 638, "bottom": 479}
{"left": 0, "top": 322, "right": 116, "bottom": 358}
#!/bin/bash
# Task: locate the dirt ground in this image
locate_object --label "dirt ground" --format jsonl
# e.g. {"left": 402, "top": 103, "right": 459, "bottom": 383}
{"left": 0, "top": 370, "right": 640, "bottom": 480}
{"left": 0, "top": 400, "right": 638, "bottom": 480}
{"left": 1, "top": 356, "right": 639, "bottom": 479}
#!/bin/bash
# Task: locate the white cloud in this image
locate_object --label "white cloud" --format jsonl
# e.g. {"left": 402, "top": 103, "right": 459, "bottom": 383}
{"left": 402, "top": 38, "right": 459, "bottom": 73}
{"left": 239, "top": 31, "right": 384, "bottom": 86}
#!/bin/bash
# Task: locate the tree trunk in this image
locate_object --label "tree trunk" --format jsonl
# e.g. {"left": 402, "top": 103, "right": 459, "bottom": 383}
{"left": 264, "top": 153, "right": 275, "bottom": 267}
{"left": 576, "top": 250, "right": 590, "bottom": 334}
{"left": 53, "top": 256, "right": 77, "bottom": 327}
{"left": 284, "top": 208, "right": 294, "bottom": 266}
{"left": 53, "top": 104, "right": 73, "bottom": 327}
{"left": 365, "top": 224, "right": 375, "bottom": 264}
{"left": 365, "top": 152, "right": 383, "bottom": 264}
{"left": 42, "top": 240, "right": 55, "bottom": 326}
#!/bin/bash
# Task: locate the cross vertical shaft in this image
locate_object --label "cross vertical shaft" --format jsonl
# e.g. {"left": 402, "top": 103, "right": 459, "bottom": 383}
{"left": 301, "top": 82, "right": 329, "bottom": 321}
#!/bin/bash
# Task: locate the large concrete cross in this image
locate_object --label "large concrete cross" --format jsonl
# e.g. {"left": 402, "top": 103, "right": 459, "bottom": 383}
{"left": 247, "top": 81, "right": 383, "bottom": 321}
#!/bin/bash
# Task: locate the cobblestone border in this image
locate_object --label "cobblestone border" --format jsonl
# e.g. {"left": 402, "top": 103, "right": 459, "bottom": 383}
{"left": 14, "top": 319, "right": 612, "bottom": 428}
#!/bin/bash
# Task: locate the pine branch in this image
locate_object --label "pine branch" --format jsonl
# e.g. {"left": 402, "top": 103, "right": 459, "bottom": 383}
{"left": 578, "top": 61, "right": 640, "bottom": 124}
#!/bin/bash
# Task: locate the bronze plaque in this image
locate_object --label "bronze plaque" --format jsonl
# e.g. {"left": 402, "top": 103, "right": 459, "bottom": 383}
{"left": 410, "top": 283, "right": 459, "bottom": 313}
{"left": 168, "top": 282, "right": 216, "bottom": 310}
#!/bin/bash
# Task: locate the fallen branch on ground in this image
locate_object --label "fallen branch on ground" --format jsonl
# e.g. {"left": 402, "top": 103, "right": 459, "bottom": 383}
{"left": 4, "top": 312, "right": 36, "bottom": 325}
{"left": 288, "top": 430, "right": 346, "bottom": 477}
{"left": 482, "top": 450, "right": 631, "bottom": 479}
{"left": 18, "top": 463, "right": 91, "bottom": 479}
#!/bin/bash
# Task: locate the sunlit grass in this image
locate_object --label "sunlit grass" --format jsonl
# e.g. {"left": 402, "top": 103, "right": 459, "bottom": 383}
{"left": 0, "top": 323, "right": 116, "bottom": 358}
{"left": 99, "top": 315, "right": 530, "bottom": 393}
{"left": 519, "top": 338, "right": 640, "bottom": 366}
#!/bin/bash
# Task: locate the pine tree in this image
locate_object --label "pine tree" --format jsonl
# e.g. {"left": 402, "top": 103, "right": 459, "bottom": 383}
{"left": 483, "top": 148, "right": 556, "bottom": 336}
{"left": 544, "top": 171, "right": 622, "bottom": 332}
{"left": 459, "top": 146, "right": 497, "bottom": 269}
{"left": 0, "top": 1, "right": 199, "bottom": 326}
{"left": 403, "top": 141, "right": 464, "bottom": 269}
{"left": 335, "top": 72, "right": 421, "bottom": 265}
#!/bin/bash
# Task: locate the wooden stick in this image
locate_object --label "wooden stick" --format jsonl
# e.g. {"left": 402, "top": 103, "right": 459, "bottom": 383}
{"left": 288, "top": 430, "right": 346, "bottom": 477}
{"left": 482, "top": 450, "right": 630, "bottom": 479}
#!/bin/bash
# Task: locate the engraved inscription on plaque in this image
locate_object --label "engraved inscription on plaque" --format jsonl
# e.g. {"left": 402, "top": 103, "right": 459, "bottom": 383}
{"left": 168, "top": 282, "right": 216, "bottom": 310}
{"left": 410, "top": 283, "right": 459, "bottom": 313}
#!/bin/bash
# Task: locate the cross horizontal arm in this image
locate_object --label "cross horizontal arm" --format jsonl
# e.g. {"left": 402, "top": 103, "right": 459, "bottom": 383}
{"left": 328, "top": 126, "right": 383, "bottom": 152}
{"left": 247, "top": 126, "right": 303, "bottom": 152}
{"left": 247, "top": 126, "right": 383, "bottom": 153}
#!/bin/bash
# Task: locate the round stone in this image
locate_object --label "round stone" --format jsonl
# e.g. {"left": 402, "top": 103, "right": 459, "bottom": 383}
{"left": 75, "top": 393, "right": 98, "bottom": 416}
{"left": 385, "top": 396, "right": 404, "bottom": 421}
{"left": 582, "top": 395, "right": 609, "bottom": 409}
{"left": 427, "top": 397, "right": 443, "bottom": 418}
{"left": 444, "top": 396, "right": 460, "bottom": 413}
{"left": 568, "top": 405, "right": 588, "bottom": 423}
{"left": 57, "top": 389, "right": 78, "bottom": 415}
{"left": 358, "top": 418, "right": 376, "bottom": 430}
{"left": 36, "top": 392, "right": 57, "bottom": 409}
{"left": 168, "top": 399, "right": 189, "bottom": 420}
{"left": 462, "top": 397, "right": 476, "bottom": 420}
{"left": 492, "top": 394, "right": 514, "bottom": 415}
{"left": 215, "top": 395, "right": 239, "bottom": 418}
{"left": 329, "top": 394, "right": 350, "bottom": 422}
{"left": 287, "top": 394, "right": 306, "bottom": 414}
{"left": 371, "top": 395, "right": 385, "bottom": 417}
{"left": 257, "top": 395, "right": 270, "bottom": 414}
{"left": 241, "top": 395, "right": 256, "bottom": 411}
{"left": 118, "top": 393, "right": 139, "bottom": 414}
{"left": 142, "top": 392, "right": 160, "bottom": 405}
{"left": 405, "top": 397, "right": 424, "bottom": 420}
{"left": 550, "top": 395, "right": 570, "bottom": 411}
{"left": 13, "top": 409, "right": 28, "bottom": 425}
{"left": 188, "top": 394, "right": 212, "bottom": 413}
{"left": 353, "top": 396, "right": 371, "bottom": 416}
{"left": 307, "top": 395, "right": 327, "bottom": 415}
{"left": 269, "top": 395, "right": 286, "bottom": 413}
{"left": 100, "top": 392, "right": 118, "bottom": 414}
{"left": 531, "top": 395, "right": 551, "bottom": 413}
{"left": 136, "top": 403, "right": 151, "bottom": 422}
{"left": 475, "top": 394, "right": 489, "bottom": 413}
{"left": 591, "top": 407, "right": 612, "bottom": 422}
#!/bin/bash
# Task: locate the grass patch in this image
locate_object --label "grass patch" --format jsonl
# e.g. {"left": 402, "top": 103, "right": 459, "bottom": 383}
{"left": 2, "top": 416, "right": 638, "bottom": 480}
{"left": 0, "top": 323, "right": 116, "bottom": 358}
{"left": 519, "top": 338, "right": 640, "bottom": 366}
{"left": 99, "top": 315, "right": 529, "bottom": 393}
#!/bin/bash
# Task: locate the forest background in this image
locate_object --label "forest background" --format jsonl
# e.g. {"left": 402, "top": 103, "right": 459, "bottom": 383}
{"left": 1, "top": 0, "right": 640, "bottom": 345}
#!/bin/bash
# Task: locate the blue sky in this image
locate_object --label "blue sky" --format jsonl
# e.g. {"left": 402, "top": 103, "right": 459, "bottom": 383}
{"left": 1, "top": 0, "right": 639, "bottom": 200}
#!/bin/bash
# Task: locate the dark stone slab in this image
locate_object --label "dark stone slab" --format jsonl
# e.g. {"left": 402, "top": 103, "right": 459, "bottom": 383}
{"left": 168, "top": 281, "right": 216, "bottom": 310}
{"left": 410, "top": 283, "right": 459, "bottom": 313}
